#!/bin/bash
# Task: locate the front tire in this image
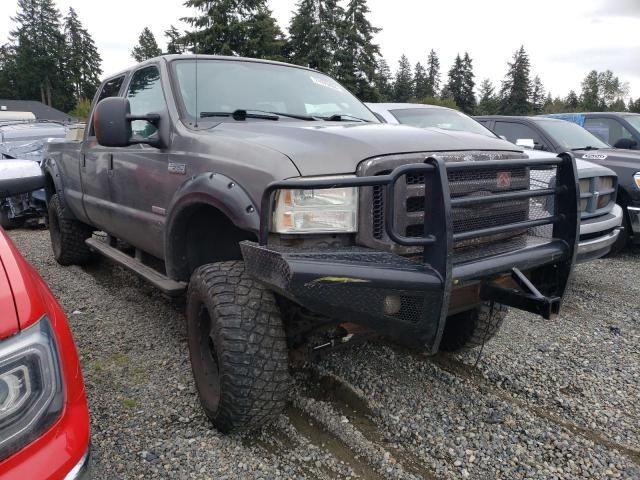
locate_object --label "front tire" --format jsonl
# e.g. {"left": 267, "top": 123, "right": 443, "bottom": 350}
{"left": 48, "top": 194, "right": 93, "bottom": 266}
{"left": 186, "top": 261, "right": 291, "bottom": 433}
{"left": 439, "top": 302, "right": 509, "bottom": 352}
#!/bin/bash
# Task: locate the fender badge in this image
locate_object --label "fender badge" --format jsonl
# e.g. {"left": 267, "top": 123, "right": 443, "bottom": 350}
{"left": 582, "top": 153, "right": 607, "bottom": 160}
{"left": 168, "top": 162, "right": 186, "bottom": 174}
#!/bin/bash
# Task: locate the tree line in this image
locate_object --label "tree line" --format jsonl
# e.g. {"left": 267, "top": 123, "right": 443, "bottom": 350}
{"left": 2, "top": 0, "right": 639, "bottom": 117}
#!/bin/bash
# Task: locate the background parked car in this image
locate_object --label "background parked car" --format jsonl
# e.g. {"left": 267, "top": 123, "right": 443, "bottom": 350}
{"left": 544, "top": 112, "right": 640, "bottom": 151}
{"left": 0, "top": 160, "right": 90, "bottom": 479}
{"left": 0, "top": 121, "right": 66, "bottom": 229}
{"left": 367, "top": 103, "right": 623, "bottom": 260}
{"left": 475, "top": 115, "right": 639, "bottom": 252}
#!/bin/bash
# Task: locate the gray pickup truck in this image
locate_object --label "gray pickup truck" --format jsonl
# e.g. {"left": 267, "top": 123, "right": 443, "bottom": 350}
{"left": 42, "top": 55, "right": 579, "bottom": 433}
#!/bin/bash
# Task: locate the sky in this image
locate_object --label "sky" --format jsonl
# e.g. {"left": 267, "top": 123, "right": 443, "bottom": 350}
{"left": 1, "top": 0, "right": 639, "bottom": 100}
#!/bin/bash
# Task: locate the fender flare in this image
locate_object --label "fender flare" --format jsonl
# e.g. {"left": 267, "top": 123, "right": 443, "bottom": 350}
{"left": 164, "top": 172, "right": 260, "bottom": 280}
{"left": 41, "top": 157, "right": 75, "bottom": 218}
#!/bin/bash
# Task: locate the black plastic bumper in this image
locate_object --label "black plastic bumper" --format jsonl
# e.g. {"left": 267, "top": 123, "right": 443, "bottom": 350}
{"left": 246, "top": 154, "right": 580, "bottom": 353}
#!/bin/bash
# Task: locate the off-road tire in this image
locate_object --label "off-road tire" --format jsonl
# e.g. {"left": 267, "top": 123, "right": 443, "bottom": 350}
{"left": 0, "top": 206, "right": 25, "bottom": 230}
{"left": 439, "top": 302, "right": 509, "bottom": 352}
{"left": 186, "top": 261, "right": 291, "bottom": 433}
{"left": 48, "top": 194, "right": 93, "bottom": 266}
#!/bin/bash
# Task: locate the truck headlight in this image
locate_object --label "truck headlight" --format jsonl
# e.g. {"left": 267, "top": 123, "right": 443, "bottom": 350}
{"left": 272, "top": 177, "right": 358, "bottom": 234}
{"left": 0, "top": 316, "right": 63, "bottom": 461}
{"left": 634, "top": 172, "right": 640, "bottom": 189}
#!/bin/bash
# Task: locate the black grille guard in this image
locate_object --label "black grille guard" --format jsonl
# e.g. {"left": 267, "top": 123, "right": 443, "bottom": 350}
{"left": 250, "top": 153, "right": 580, "bottom": 350}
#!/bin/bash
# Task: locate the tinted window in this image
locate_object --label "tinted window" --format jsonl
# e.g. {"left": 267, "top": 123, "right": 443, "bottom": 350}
{"left": 493, "top": 121, "right": 547, "bottom": 150}
{"left": 584, "top": 117, "right": 633, "bottom": 144}
{"left": 126, "top": 66, "right": 166, "bottom": 138}
{"left": 623, "top": 115, "right": 640, "bottom": 133}
{"left": 535, "top": 119, "right": 609, "bottom": 150}
{"left": 391, "top": 108, "right": 495, "bottom": 137}
{"left": 171, "top": 59, "right": 377, "bottom": 123}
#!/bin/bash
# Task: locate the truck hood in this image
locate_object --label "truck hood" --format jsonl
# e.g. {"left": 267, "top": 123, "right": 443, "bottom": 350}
{"left": 575, "top": 148, "right": 640, "bottom": 170}
{"left": 214, "top": 121, "right": 522, "bottom": 176}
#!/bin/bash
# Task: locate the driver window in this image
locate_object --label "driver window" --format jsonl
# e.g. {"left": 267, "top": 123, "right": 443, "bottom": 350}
{"left": 584, "top": 118, "right": 632, "bottom": 145}
{"left": 126, "top": 66, "right": 166, "bottom": 138}
{"left": 493, "top": 121, "right": 546, "bottom": 150}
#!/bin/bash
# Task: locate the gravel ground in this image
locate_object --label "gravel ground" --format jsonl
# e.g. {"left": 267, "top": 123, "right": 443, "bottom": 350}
{"left": 8, "top": 228, "right": 640, "bottom": 480}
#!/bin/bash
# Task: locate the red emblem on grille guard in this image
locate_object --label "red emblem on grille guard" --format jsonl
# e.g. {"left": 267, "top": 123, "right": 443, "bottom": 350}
{"left": 497, "top": 171, "right": 512, "bottom": 188}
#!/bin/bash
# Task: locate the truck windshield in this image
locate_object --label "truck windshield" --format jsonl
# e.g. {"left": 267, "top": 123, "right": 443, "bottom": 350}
{"left": 171, "top": 59, "right": 378, "bottom": 123}
{"left": 391, "top": 108, "right": 495, "bottom": 137}
{"left": 536, "top": 119, "right": 610, "bottom": 150}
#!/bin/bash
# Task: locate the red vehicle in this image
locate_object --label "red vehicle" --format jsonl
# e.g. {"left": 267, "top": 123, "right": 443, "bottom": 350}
{"left": 0, "top": 161, "right": 90, "bottom": 479}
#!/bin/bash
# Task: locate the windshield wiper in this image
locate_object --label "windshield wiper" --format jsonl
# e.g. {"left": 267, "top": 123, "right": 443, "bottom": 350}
{"left": 200, "top": 109, "right": 317, "bottom": 121}
{"left": 319, "top": 113, "right": 372, "bottom": 123}
{"left": 571, "top": 146, "right": 599, "bottom": 151}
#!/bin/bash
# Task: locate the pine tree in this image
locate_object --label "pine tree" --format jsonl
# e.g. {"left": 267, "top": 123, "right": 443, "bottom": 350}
{"left": 335, "top": 0, "right": 381, "bottom": 101}
{"left": 629, "top": 98, "right": 640, "bottom": 113}
{"left": 374, "top": 58, "right": 393, "bottom": 101}
{"left": 413, "top": 62, "right": 428, "bottom": 100}
{"left": 499, "top": 46, "right": 532, "bottom": 115}
{"left": 11, "top": 0, "right": 66, "bottom": 107}
{"left": 165, "top": 25, "right": 186, "bottom": 54}
{"left": 243, "top": 6, "right": 287, "bottom": 61}
{"left": 393, "top": 55, "right": 413, "bottom": 102}
{"left": 530, "top": 75, "right": 545, "bottom": 114}
{"left": 63, "top": 7, "right": 102, "bottom": 104}
{"left": 425, "top": 49, "right": 440, "bottom": 97}
{"left": 131, "top": 27, "right": 162, "bottom": 62}
{"left": 580, "top": 70, "right": 601, "bottom": 110}
{"left": 477, "top": 78, "right": 498, "bottom": 115}
{"left": 565, "top": 90, "right": 579, "bottom": 111}
{"left": 443, "top": 54, "right": 475, "bottom": 114}
{"left": 0, "top": 44, "right": 18, "bottom": 99}
{"left": 288, "top": 0, "right": 343, "bottom": 75}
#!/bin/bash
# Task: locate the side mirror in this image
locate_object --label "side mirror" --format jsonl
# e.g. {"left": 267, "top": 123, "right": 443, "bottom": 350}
{"left": 0, "top": 160, "right": 44, "bottom": 198}
{"left": 516, "top": 138, "right": 535, "bottom": 149}
{"left": 93, "top": 97, "right": 164, "bottom": 148}
{"left": 613, "top": 138, "right": 638, "bottom": 150}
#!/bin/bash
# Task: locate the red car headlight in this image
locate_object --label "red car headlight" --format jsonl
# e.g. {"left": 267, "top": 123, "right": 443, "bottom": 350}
{"left": 0, "top": 316, "right": 63, "bottom": 461}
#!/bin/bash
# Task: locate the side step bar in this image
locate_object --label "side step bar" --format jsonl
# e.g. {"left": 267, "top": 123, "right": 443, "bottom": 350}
{"left": 85, "top": 237, "right": 186, "bottom": 296}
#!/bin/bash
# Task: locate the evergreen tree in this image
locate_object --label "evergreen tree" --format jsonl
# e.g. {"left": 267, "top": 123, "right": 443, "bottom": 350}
{"left": 565, "top": 90, "right": 579, "bottom": 111}
{"left": 165, "top": 25, "right": 186, "bottom": 54}
{"left": 499, "top": 46, "right": 531, "bottom": 115}
{"left": 243, "top": 6, "right": 287, "bottom": 61}
{"left": 131, "top": 27, "right": 162, "bottom": 62}
{"left": 580, "top": 70, "right": 601, "bottom": 110}
{"left": 393, "top": 55, "right": 413, "bottom": 102}
{"left": 425, "top": 49, "right": 440, "bottom": 97}
{"left": 63, "top": 7, "right": 102, "bottom": 104}
{"left": 629, "top": 98, "right": 640, "bottom": 113}
{"left": 10, "top": 0, "right": 66, "bottom": 107}
{"left": 0, "top": 44, "right": 18, "bottom": 99}
{"left": 413, "top": 62, "right": 428, "bottom": 100}
{"left": 288, "top": 0, "right": 343, "bottom": 75}
{"left": 477, "top": 78, "right": 498, "bottom": 115}
{"left": 335, "top": 0, "right": 381, "bottom": 101}
{"left": 443, "top": 53, "right": 474, "bottom": 114}
{"left": 374, "top": 58, "right": 394, "bottom": 101}
{"left": 530, "top": 75, "right": 545, "bottom": 114}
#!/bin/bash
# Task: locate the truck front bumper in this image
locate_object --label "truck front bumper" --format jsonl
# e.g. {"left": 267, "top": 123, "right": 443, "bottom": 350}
{"left": 248, "top": 154, "right": 580, "bottom": 353}
{"left": 576, "top": 204, "right": 623, "bottom": 262}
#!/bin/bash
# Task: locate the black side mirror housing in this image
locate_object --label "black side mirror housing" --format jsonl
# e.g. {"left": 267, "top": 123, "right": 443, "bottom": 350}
{"left": 94, "top": 97, "right": 165, "bottom": 148}
{"left": 613, "top": 138, "right": 638, "bottom": 150}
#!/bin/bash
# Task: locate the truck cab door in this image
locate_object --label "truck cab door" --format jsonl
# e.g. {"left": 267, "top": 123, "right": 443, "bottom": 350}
{"left": 81, "top": 75, "right": 126, "bottom": 231}
{"left": 105, "top": 65, "right": 171, "bottom": 259}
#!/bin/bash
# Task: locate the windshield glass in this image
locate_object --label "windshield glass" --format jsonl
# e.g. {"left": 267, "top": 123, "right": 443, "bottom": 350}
{"left": 536, "top": 119, "right": 609, "bottom": 149}
{"left": 390, "top": 108, "right": 495, "bottom": 137}
{"left": 624, "top": 115, "right": 640, "bottom": 132}
{"left": 171, "top": 59, "right": 378, "bottom": 122}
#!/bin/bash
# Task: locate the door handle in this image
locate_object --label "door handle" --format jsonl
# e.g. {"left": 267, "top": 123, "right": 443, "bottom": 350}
{"left": 82, "top": 154, "right": 86, "bottom": 168}
{"left": 108, "top": 153, "right": 113, "bottom": 170}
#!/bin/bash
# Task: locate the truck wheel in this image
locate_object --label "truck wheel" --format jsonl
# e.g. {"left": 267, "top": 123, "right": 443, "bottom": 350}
{"left": 186, "top": 261, "right": 291, "bottom": 433}
{"left": 0, "top": 206, "right": 25, "bottom": 230}
{"left": 48, "top": 194, "right": 93, "bottom": 266}
{"left": 608, "top": 208, "right": 630, "bottom": 255}
{"left": 439, "top": 302, "right": 509, "bottom": 352}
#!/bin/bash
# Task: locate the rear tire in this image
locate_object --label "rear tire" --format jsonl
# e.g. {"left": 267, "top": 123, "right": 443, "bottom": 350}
{"left": 439, "top": 302, "right": 509, "bottom": 352}
{"left": 186, "top": 261, "right": 291, "bottom": 433}
{"left": 48, "top": 194, "right": 93, "bottom": 266}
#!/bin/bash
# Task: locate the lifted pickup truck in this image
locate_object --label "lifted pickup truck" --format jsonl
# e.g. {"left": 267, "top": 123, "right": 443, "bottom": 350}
{"left": 42, "top": 55, "right": 579, "bottom": 433}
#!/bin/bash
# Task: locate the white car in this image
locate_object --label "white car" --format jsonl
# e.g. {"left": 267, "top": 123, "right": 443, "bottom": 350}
{"left": 366, "top": 102, "right": 623, "bottom": 262}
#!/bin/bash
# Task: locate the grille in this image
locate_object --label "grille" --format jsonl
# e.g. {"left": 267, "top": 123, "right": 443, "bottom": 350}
{"left": 358, "top": 152, "right": 559, "bottom": 260}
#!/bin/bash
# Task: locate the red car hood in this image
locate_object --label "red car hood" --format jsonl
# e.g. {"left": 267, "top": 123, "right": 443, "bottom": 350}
{"left": 0, "top": 229, "right": 46, "bottom": 340}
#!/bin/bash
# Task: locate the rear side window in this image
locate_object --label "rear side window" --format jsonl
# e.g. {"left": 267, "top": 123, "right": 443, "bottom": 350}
{"left": 126, "top": 66, "right": 167, "bottom": 138}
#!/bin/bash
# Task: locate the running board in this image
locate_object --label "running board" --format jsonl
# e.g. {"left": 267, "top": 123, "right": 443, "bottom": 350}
{"left": 85, "top": 238, "right": 186, "bottom": 296}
